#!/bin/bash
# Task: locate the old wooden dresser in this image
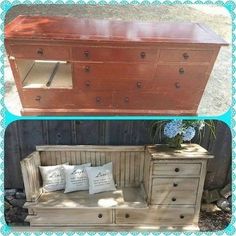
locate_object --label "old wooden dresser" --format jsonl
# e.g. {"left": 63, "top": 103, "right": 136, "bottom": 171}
{"left": 5, "top": 16, "right": 227, "bottom": 116}
{"left": 21, "top": 144, "right": 213, "bottom": 229}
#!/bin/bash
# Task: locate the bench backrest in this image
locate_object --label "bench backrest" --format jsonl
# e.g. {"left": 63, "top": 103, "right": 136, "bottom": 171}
{"left": 37, "top": 145, "right": 146, "bottom": 187}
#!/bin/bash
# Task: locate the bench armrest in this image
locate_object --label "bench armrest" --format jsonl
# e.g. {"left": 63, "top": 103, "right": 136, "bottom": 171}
{"left": 20, "top": 151, "right": 42, "bottom": 202}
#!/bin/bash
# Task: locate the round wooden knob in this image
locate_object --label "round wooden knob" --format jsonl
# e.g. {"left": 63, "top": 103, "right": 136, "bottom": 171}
{"left": 173, "top": 183, "right": 178, "bottom": 187}
{"left": 140, "top": 52, "right": 146, "bottom": 59}
{"left": 137, "top": 81, "right": 142, "bottom": 88}
{"left": 84, "top": 66, "right": 90, "bottom": 73}
{"left": 125, "top": 213, "right": 130, "bottom": 218}
{"left": 98, "top": 213, "right": 103, "bottom": 218}
{"left": 180, "top": 215, "right": 185, "bottom": 219}
{"left": 179, "top": 68, "right": 185, "bottom": 74}
{"left": 96, "top": 97, "right": 101, "bottom": 103}
{"left": 35, "top": 96, "right": 41, "bottom": 102}
{"left": 175, "top": 168, "right": 180, "bottom": 172}
{"left": 85, "top": 80, "right": 90, "bottom": 87}
{"left": 84, "top": 50, "right": 89, "bottom": 58}
{"left": 183, "top": 53, "right": 189, "bottom": 60}
{"left": 175, "top": 82, "right": 181, "bottom": 89}
{"left": 172, "top": 197, "right": 177, "bottom": 202}
{"left": 37, "top": 48, "right": 43, "bottom": 55}
{"left": 124, "top": 97, "right": 129, "bottom": 103}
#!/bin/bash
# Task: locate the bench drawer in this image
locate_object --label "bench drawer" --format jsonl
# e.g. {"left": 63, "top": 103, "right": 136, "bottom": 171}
{"left": 72, "top": 47, "right": 157, "bottom": 62}
{"left": 9, "top": 44, "right": 70, "bottom": 60}
{"left": 159, "top": 48, "right": 213, "bottom": 63}
{"left": 115, "top": 207, "right": 195, "bottom": 225}
{"left": 153, "top": 163, "right": 201, "bottom": 176}
{"left": 29, "top": 209, "right": 113, "bottom": 225}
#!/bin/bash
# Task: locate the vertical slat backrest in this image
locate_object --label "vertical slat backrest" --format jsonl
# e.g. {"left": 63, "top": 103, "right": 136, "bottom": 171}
{"left": 37, "top": 146, "right": 145, "bottom": 187}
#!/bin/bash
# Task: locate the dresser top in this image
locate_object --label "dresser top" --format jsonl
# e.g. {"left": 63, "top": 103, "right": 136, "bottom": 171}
{"left": 5, "top": 15, "right": 227, "bottom": 45}
{"left": 147, "top": 144, "right": 214, "bottom": 159}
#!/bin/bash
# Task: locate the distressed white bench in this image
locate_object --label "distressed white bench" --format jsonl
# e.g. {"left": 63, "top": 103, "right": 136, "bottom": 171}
{"left": 21, "top": 144, "right": 212, "bottom": 229}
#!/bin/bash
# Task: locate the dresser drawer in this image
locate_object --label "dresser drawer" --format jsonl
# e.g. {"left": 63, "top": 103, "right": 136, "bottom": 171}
{"left": 30, "top": 209, "right": 112, "bottom": 225}
{"left": 159, "top": 48, "right": 214, "bottom": 63}
{"left": 152, "top": 163, "right": 201, "bottom": 176}
{"left": 156, "top": 64, "right": 208, "bottom": 81}
{"left": 9, "top": 44, "right": 70, "bottom": 60}
{"left": 74, "top": 62, "right": 155, "bottom": 80}
{"left": 115, "top": 207, "right": 195, "bottom": 225}
{"left": 72, "top": 47, "right": 157, "bottom": 62}
{"left": 77, "top": 78, "right": 152, "bottom": 91}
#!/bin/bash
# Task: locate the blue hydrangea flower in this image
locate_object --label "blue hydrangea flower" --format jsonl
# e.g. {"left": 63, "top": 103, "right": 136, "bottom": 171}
{"left": 164, "top": 120, "right": 182, "bottom": 138}
{"left": 182, "top": 126, "right": 196, "bottom": 141}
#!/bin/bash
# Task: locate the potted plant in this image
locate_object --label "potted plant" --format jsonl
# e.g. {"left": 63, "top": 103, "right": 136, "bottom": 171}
{"left": 150, "top": 120, "right": 216, "bottom": 149}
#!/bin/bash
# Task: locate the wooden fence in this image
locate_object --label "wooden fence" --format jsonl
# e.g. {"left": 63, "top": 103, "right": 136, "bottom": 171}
{"left": 4, "top": 120, "right": 231, "bottom": 190}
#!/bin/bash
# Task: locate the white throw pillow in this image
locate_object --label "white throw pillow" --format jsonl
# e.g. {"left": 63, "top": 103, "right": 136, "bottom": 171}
{"left": 85, "top": 162, "right": 116, "bottom": 194}
{"left": 64, "top": 163, "right": 91, "bottom": 193}
{"left": 39, "top": 163, "right": 68, "bottom": 192}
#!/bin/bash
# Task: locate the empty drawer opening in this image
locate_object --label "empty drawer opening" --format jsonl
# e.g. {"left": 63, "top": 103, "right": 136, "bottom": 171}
{"left": 16, "top": 59, "right": 72, "bottom": 89}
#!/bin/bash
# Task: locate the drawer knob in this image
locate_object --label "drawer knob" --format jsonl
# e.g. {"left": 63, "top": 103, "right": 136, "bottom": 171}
{"left": 124, "top": 97, "right": 129, "bottom": 103}
{"left": 175, "top": 167, "right": 180, "bottom": 172}
{"left": 140, "top": 52, "right": 146, "bottom": 59}
{"left": 98, "top": 213, "right": 103, "bottom": 218}
{"left": 175, "top": 82, "right": 181, "bottom": 89}
{"left": 85, "top": 80, "right": 90, "bottom": 87}
{"left": 137, "top": 81, "right": 142, "bottom": 88}
{"left": 125, "top": 213, "right": 130, "bottom": 218}
{"left": 35, "top": 96, "right": 41, "bottom": 102}
{"left": 96, "top": 97, "right": 101, "bottom": 103}
{"left": 173, "top": 183, "right": 178, "bottom": 187}
{"left": 84, "top": 50, "right": 89, "bottom": 58}
{"left": 183, "top": 53, "right": 189, "bottom": 60}
{"left": 180, "top": 215, "right": 185, "bottom": 219}
{"left": 84, "top": 66, "right": 90, "bottom": 73}
{"left": 179, "top": 68, "right": 185, "bottom": 74}
{"left": 37, "top": 48, "right": 43, "bottom": 55}
{"left": 172, "top": 197, "right": 177, "bottom": 202}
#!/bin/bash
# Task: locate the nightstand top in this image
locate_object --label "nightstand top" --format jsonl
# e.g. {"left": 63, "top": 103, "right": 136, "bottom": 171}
{"left": 147, "top": 144, "right": 214, "bottom": 159}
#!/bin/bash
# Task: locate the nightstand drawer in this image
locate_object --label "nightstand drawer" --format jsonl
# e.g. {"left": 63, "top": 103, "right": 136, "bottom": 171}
{"left": 159, "top": 49, "right": 213, "bottom": 63}
{"left": 153, "top": 163, "right": 201, "bottom": 176}
{"left": 115, "top": 207, "right": 195, "bottom": 225}
{"left": 151, "top": 189, "right": 197, "bottom": 205}
{"left": 72, "top": 47, "right": 157, "bottom": 62}
{"left": 9, "top": 44, "right": 70, "bottom": 60}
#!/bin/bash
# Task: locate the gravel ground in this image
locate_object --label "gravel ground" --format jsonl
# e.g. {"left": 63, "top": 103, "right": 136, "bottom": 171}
{"left": 4, "top": 4, "right": 231, "bottom": 116}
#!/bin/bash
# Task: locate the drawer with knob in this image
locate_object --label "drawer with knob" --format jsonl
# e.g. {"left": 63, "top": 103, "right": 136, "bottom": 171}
{"left": 9, "top": 44, "right": 71, "bottom": 60}
{"left": 152, "top": 163, "right": 201, "bottom": 176}
{"left": 30, "top": 209, "right": 113, "bottom": 225}
{"left": 159, "top": 48, "right": 214, "bottom": 63}
{"left": 115, "top": 207, "right": 195, "bottom": 225}
{"left": 72, "top": 47, "right": 157, "bottom": 62}
{"left": 74, "top": 63, "right": 155, "bottom": 80}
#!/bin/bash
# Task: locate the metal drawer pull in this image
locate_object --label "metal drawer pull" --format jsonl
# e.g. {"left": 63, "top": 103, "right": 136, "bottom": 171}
{"left": 125, "top": 213, "right": 130, "bottom": 218}
{"left": 124, "top": 97, "right": 129, "bottom": 103}
{"left": 175, "top": 167, "right": 180, "bottom": 172}
{"left": 173, "top": 183, "right": 178, "bottom": 187}
{"left": 180, "top": 215, "right": 185, "bottom": 219}
{"left": 37, "top": 48, "right": 43, "bottom": 55}
{"left": 137, "top": 81, "right": 142, "bottom": 88}
{"left": 85, "top": 80, "right": 90, "bottom": 87}
{"left": 98, "top": 213, "right": 103, "bottom": 218}
{"left": 179, "top": 68, "right": 185, "bottom": 74}
{"left": 175, "top": 82, "right": 181, "bottom": 89}
{"left": 84, "top": 66, "right": 90, "bottom": 73}
{"left": 183, "top": 52, "right": 189, "bottom": 60}
{"left": 140, "top": 52, "right": 146, "bottom": 59}
{"left": 84, "top": 50, "right": 89, "bottom": 58}
{"left": 172, "top": 197, "right": 177, "bottom": 202}
{"left": 35, "top": 96, "right": 41, "bottom": 102}
{"left": 96, "top": 97, "right": 101, "bottom": 103}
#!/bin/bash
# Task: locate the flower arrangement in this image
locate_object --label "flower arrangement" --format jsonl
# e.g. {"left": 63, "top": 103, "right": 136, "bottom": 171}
{"left": 151, "top": 120, "right": 216, "bottom": 149}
